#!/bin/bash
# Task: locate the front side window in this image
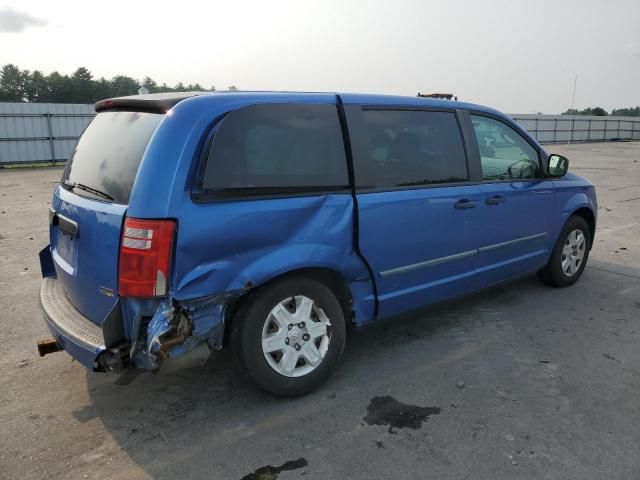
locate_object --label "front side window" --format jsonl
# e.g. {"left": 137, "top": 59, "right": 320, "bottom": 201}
{"left": 202, "top": 104, "right": 349, "bottom": 192}
{"left": 355, "top": 109, "right": 468, "bottom": 188}
{"left": 471, "top": 115, "right": 540, "bottom": 181}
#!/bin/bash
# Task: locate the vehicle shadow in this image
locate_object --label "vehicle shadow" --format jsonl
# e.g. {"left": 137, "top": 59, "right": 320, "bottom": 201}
{"left": 84, "top": 260, "right": 640, "bottom": 478}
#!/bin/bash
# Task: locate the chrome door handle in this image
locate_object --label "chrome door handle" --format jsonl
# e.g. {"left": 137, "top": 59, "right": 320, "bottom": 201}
{"left": 454, "top": 199, "right": 476, "bottom": 209}
{"left": 485, "top": 195, "right": 506, "bottom": 206}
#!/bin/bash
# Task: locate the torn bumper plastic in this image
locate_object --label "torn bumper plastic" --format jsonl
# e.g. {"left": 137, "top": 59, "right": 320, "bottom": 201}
{"left": 39, "top": 247, "right": 240, "bottom": 372}
{"left": 134, "top": 291, "right": 239, "bottom": 370}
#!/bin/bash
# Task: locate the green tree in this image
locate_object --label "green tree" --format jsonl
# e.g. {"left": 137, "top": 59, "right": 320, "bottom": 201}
{"left": 142, "top": 76, "right": 158, "bottom": 93}
{"left": 588, "top": 107, "right": 607, "bottom": 116}
{"left": 93, "top": 77, "right": 112, "bottom": 101}
{"left": 23, "top": 70, "right": 47, "bottom": 102}
{"left": 562, "top": 106, "right": 608, "bottom": 116}
{"left": 0, "top": 64, "right": 25, "bottom": 101}
{"left": 72, "top": 67, "right": 92, "bottom": 82}
{"left": 110, "top": 75, "right": 140, "bottom": 97}
{"left": 71, "top": 67, "right": 95, "bottom": 103}
{"left": 0, "top": 63, "right": 230, "bottom": 103}
{"left": 42, "top": 71, "right": 72, "bottom": 103}
{"left": 611, "top": 106, "right": 640, "bottom": 117}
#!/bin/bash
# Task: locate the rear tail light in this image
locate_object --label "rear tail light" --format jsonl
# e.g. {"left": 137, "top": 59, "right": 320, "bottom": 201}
{"left": 119, "top": 217, "right": 176, "bottom": 297}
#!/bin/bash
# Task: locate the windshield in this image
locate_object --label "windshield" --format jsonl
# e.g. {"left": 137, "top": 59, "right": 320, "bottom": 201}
{"left": 62, "top": 111, "right": 164, "bottom": 204}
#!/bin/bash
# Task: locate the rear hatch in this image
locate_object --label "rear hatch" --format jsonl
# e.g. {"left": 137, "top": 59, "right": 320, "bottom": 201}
{"left": 50, "top": 111, "right": 164, "bottom": 325}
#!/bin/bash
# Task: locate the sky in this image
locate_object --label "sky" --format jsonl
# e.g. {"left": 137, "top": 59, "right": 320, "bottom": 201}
{"left": 0, "top": 0, "right": 638, "bottom": 113}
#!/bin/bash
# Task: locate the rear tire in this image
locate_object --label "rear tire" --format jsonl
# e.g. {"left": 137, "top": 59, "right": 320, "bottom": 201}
{"left": 538, "top": 215, "right": 591, "bottom": 287}
{"left": 230, "top": 276, "right": 346, "bottom": 396}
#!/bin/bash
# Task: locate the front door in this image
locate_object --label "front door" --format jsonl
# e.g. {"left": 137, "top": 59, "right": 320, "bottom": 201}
{"left": 468, "top": 114, "right": 555, "bottom": 285}
{"left": 345, "top": 103, "right": 482, "bottom": 319}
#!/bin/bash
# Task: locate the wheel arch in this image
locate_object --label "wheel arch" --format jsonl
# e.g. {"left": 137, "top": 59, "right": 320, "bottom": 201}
{"left": 552, "top": 191, "right": 597, "bottom": 249}
{"left": 223, "top": 266, "right": 369, "bottom": 347}
{"left": 264, "top": 267, "right": 352, "bottom": 317}
{"left": 571, "top": 206, "right": 596, "bottom": 245}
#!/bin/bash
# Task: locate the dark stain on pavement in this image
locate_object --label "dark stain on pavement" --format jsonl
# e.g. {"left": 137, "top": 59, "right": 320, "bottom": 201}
{"left": 363, "top": 396, "right": 440, "bottom": 434}
{"left": 241, "top": 458, "right": 308, "bottom": 480}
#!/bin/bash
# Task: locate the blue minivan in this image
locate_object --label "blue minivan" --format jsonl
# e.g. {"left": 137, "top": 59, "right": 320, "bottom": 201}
{"left": 38, "top": 92, "right": 597, "bottom": 395}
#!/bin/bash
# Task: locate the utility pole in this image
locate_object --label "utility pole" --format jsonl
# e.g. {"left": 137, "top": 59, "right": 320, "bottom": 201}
{"left": 568, "top": 75, "right": 578, "bottom": 144}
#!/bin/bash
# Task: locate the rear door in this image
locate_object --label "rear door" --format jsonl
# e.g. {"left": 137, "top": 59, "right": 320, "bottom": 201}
{"left": 468, "top": 113, "right": 555, "bottom": 284}
{"left": 345, "top": 104, "right": 483, "bottom": 318}
{"left": 51, "top": 111, "right": 164, "bottom": 324}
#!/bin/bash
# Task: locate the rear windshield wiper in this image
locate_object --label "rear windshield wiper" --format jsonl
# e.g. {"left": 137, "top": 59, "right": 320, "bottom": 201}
{"left": 62, "top": 180, "right": 114, "bottom": 201}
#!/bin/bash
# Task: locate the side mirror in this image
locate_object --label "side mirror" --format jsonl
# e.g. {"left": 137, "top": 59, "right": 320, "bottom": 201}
{"left": 547, "top": 154, "right": 569, "bottom": 177}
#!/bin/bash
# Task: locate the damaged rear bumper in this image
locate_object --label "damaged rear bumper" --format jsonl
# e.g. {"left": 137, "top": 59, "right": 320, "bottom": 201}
{"left": 39, "top": 276, "right": 239, "bottom": 372}
{"left": 134, "top": 291, "right": 238, "bottom": 369}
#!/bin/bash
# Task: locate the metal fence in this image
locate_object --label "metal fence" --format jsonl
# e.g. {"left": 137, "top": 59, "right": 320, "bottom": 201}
{"left": 0, "top": 102, "right": 94, "bottom": 166}
{"left": 1, "top": 102, "right": 640, "bottom": 165}
{"left": 510, "top": 114, "right": 640, "bottom": 144}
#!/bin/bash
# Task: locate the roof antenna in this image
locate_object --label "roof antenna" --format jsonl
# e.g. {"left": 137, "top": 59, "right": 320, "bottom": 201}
{"left": 417, "top": 92, "right": 456, "bottom": 100}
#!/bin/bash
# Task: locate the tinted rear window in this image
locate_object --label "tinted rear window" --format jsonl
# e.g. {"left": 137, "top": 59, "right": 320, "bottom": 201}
{"left": 354, "top": 109, "right": 468, "bottom": 188}
{"left": 202, "top": 104, "right": 349, "bottom": 192}
{"left": 62, "top": 111, "right": 163, "bottom": 204}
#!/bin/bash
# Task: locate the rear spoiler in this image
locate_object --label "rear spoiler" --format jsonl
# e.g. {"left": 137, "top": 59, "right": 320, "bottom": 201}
{"left": 95, "top": 91, "right": 209, "bottom": 113}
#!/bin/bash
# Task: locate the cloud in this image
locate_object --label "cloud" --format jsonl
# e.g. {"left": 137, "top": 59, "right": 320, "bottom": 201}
{"left": 0, "top": 7, "right": 47, "bottom": 33}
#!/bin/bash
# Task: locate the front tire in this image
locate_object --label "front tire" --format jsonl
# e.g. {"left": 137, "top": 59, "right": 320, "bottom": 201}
{"left": 230, "top": 276, "right": 346, "bottom": 396}
{"left": 538, "top": 215, "right": 591, "bottom": 287}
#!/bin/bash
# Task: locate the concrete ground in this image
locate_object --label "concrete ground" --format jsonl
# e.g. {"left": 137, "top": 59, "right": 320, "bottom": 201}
{"left": 1, "top": 142, "right": 639, "bottom": 480}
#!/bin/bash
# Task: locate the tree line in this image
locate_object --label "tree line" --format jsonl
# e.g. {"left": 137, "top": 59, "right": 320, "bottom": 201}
{"left": 3, "top": 64, "right": 639, "bottom": 116}
{"left": 0, "top": 64, "right": 238, "bottom": 104}
{"left": 562, "top": 106, "right": 640, "bottom": 117}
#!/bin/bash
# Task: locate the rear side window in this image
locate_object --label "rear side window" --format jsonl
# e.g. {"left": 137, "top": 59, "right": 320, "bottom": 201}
{"left": 202, "top": 104, "right": 349, "bottom": 193}
{"left": 62, "top": 111, "right": 163, "bottom": 204}
{"left": 354, "top": 109, "right": 468, "bottom": 188}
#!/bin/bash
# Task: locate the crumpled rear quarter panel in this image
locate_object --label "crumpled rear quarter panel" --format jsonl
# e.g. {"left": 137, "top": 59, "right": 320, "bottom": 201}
{"left": 171, "top": 194, "right": 376, "bottom": 323}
